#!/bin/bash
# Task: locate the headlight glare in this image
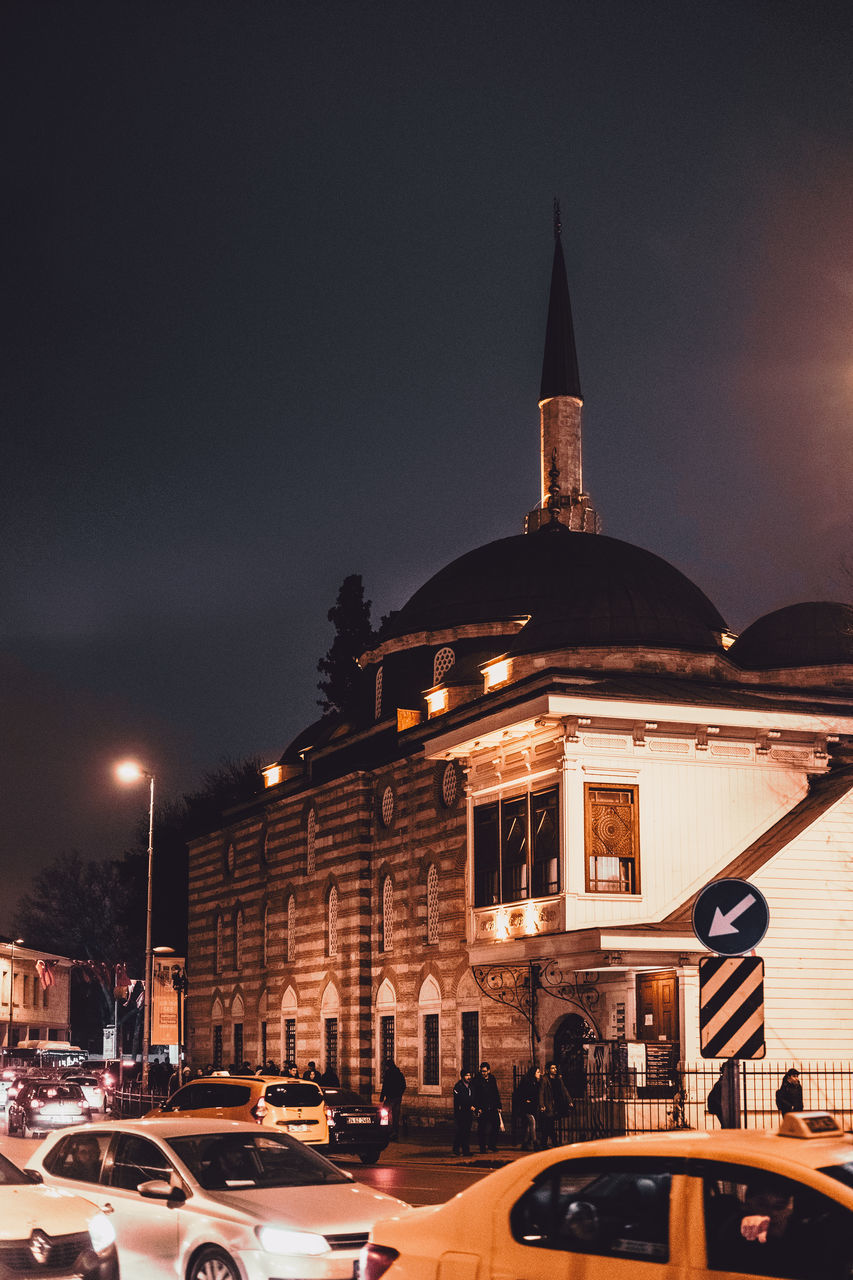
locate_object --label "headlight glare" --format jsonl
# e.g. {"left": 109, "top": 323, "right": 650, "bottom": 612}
{"left": 256, "top": 1225, "right": 330, "bottom": 1255}
{"left": 88, "top": 1213, "right": 116, "bottom": 1252}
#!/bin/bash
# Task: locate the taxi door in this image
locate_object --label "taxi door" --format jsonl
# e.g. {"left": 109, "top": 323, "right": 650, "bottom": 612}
{"left": 488, "top": 1155, "right": 689, "bottom": 1280}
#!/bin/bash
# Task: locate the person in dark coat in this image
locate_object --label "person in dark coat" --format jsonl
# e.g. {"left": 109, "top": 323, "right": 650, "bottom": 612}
{"left": 380, "top": 1059, "right": 406, "bottom": 1140}
{"left": 470, "top": 1061, "right": 502, "bottom": 1153}
{"left": 517, "top": 1065, "right": 544, "bottom": 1150}
{"left": 320, "top": 1064, "right": 340, "bottom": 1086}
{"left": 542, "top": 1062, "right": 572, "bottom": 1147}
{"left": 452, "top": 1069, "right": 475, "bottom": 1156}
{"left": 302, "top": 1061, "right": 321, "bottom": 1082}
{"left": 775, "top": 1068, "right": 803, "bottom": 1115}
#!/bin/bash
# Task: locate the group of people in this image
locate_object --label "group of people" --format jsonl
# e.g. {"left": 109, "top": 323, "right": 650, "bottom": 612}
{"left": 452, "top": 1061, "right": 504, "bottom": 1155}
{"left": 143, "top": 1056, "right": 342, "bottom": 1095}
{"left": 514, "top": 1061, "right": 574, "bottom": 1150}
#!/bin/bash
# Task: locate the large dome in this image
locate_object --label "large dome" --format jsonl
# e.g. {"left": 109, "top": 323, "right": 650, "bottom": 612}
{"left": 383, "top": 526, "right": 727, "bottom": 652}
{"left": 729, "top": 601, "right": 853, "bottom": 670}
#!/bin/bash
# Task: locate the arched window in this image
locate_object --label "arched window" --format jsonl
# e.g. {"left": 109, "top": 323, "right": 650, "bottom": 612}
{"left": 328, "top": 886, "right": 338, "bottom": 958}
{"left": 286, "top": 895, "right": 296, "bottom": 963}
{"left": 418, "top": 975, "right": 442, "bottom": 1090}
{"left": 426, "top": 863, "right": 439, "bottom": 944}
{"left": 374, "top": 665, "right": 383, "bottom": 720}
{"left": 382, "top": 876, "right": 394, "bottom": 952}
{"left": 215, "top": 915, "right": 223, "bottom": 974}
{"left": 433, "top": 646, "right": 455, "bottom": 685}
{"left": 307, "top": 808, "right": 317, "bottom": 874}
{"left": 235, "top": 908, "right": 244, "bottom": 969}
{"left": 262, "top": 903, "right": 270, "bottom": 967}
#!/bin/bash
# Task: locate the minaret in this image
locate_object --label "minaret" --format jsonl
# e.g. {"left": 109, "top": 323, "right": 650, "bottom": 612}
{"left": 525, "top": 203, "right": 600, "bottom": 533}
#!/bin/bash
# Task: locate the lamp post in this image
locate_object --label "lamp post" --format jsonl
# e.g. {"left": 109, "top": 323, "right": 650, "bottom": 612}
{"left": 116, "top": 761, "right": 155, "bottom": 1092}
{"left": 7, "top": 938, "right": 23, "bottom": 1048}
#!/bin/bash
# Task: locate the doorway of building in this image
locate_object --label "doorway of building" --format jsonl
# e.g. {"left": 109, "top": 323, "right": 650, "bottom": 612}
{"left": 553, "top": 1011, "right": 598, "bottom": 1099}
{"left": 636, "top": 970, "right": 679, "bottom": 1045}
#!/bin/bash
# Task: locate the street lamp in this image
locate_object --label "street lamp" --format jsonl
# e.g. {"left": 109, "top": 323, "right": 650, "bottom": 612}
{"left": 7, "top": 938, "right": 23, "bottom": 1049}
{"left": 116, "top": 760, "right": 155, "bottom": 1092}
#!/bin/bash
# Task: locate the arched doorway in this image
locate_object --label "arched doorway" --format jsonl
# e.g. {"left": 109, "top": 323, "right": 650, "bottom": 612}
{"left": 553, "top": 1011, "right": 597, "bottom": 1098}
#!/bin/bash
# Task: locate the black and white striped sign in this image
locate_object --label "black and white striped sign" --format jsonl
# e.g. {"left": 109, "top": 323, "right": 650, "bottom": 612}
{"left": 699, "top": 955, "right": 765, "bottom": 1059}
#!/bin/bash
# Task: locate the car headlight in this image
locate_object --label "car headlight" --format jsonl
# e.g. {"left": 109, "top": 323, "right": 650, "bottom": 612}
{"left": 88, "top": 1213, "right": 116, "bottom": 1252}
{"left": 255, "top": 1225, "right": 331, "bottom": 1255}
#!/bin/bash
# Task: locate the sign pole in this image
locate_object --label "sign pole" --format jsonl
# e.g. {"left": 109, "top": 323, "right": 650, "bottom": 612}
{"left": 721, "top": 1056, "right": 741, "bottom": 1129}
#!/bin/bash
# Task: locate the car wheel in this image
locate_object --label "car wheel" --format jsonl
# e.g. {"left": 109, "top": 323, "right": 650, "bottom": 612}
{"left": 359, "top": 1149, "right": 381, "bottom": 1164}
{"left": 189, "top": 1247, "right": 241, "bottom": 1280}
{"left": 6, "top": 1113, "right": 16, "bottom": 1136}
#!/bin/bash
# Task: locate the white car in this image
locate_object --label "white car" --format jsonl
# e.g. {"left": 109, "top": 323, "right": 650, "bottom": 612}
{"left": 0, "top": 1147, "right": 117, "bottom": 1280}
{"left": 28, "top": 1116, "right": 410, "bottom": 1280}
{"left": 60, "top": 1072, "right": 109, "bottom": 1112}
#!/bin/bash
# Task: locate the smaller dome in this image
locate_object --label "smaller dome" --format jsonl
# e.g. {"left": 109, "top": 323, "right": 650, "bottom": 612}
{"left": 729, "top": 602, "right": 853, "bottom": 670}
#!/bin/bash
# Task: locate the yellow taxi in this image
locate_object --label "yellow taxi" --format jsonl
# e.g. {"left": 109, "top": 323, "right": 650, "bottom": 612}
{"left": 149, "top": 1074, "right": 330, "bottom": 1146}
{"left": 361, "top": 1112, "right": 853, "bottom": 1280}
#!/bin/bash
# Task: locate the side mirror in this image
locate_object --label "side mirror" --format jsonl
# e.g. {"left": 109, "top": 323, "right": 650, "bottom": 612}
{"left": 137, "top": 1178, "right": 186, "bottom": 1202}
{"left": 25, "top": 1169, "right": 43, "bottom": 1184}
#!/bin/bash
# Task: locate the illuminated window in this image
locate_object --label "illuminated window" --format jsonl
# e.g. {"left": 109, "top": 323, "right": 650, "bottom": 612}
{"left": 584, "top": 784, "right": 640, "bottom": 894}
{"left": 286, "top": 895, "right": 295, "bottom": 963}
{"left": 382, "top": 876, "right": 394, "bottom": 952}
{"left": 426, "top": 864, "right": 439, "bottom": 943}
{"left": 473, "top": 786, "right": 559, "bottom": 907}
{"left": 433, "top": 646, "right": 455, "bottom": 684}
{"left": 328, "top": 886, "right": 338, "bottom": 958}
{"left": 375, "top": 666, "right": 383, "bottom": 720}
{"left": 307, "top": 808, "right": 316, "bottom": 874}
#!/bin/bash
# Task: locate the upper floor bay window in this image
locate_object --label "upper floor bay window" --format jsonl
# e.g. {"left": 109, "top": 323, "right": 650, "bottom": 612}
{"left": 473, "top": 785, "right": 559, "bottom": 907}
{"left": 585, "top": 783, "right": 640, "bottom": 894}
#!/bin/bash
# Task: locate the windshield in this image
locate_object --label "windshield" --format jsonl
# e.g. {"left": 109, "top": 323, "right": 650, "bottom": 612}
{"left": 168, "top": 1131, "right": 349, "bottom": 1190}
{"left": 0, "top": 1153, "right": 31, "bottom": 1186}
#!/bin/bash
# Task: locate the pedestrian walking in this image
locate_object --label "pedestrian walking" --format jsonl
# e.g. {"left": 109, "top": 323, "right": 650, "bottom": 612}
{"left": 542, "top": 1061, "right": 572, "bottom": 1147}
{"left": 471, "top": 1061, "right": 502, "bottom": 1153}
{"left": 517, "top": 1065, "right": 545, "bottom": 1149}
{"left": 452, "top": 1069, "right": 475, "bottom": 1156}
{"left": 380, "top": 1059, "right": 407, "bottom": 1140}
{"left": 775, "top": 1068, "right": 803, "bottom": 1115}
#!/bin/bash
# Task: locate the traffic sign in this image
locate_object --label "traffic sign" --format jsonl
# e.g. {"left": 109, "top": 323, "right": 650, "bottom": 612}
{"left": 699, "top": 955, "right": 765, "bottom": 1059}
{"left": 692, "top": 877, "right": 769, "bottom": 955}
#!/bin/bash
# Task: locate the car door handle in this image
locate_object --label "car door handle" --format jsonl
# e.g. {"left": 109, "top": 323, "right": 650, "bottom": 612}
{"left": 102, "top": 1203, "right": 115, "bottom": 1213}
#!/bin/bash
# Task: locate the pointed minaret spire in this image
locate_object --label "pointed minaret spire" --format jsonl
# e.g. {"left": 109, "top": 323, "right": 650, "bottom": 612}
{"left": 526, "top": 204, "right": 599, "bottom": 534}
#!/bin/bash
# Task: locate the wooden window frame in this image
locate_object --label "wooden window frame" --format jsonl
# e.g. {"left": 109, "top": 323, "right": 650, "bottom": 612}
{"left": 584, "top": 783, "right": 640, "bottom": 895}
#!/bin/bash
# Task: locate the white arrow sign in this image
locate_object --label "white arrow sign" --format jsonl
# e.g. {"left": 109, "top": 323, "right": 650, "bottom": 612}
{"left": 708, "top": 892, "right": 757, "bottom": 937}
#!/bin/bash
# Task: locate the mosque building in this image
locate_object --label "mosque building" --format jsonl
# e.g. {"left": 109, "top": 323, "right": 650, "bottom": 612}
{"left": 186, "top": 217, "right": 853, "bottom": 1125}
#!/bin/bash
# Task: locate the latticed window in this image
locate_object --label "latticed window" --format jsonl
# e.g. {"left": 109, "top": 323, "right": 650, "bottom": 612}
{"left": 433, "top": 646, "right": 455, "bottom": 684}
{"left": 381, "top": 785, "right": 394, "bottom": 826}
{"left": 215, "top": 916, "right": 223, "bottom": 974}
{"left": 234, "top": 909, "right": 244, "bottom": 969}
{"left": 284, "top": 1017, "right": 296, "bottom": 1065}
{"left": 328, "top": 886, "right": 338, "bottom": 957}
{"left": 441, "top": 762, "right": 458, "bottom": 808}
{"left": 325, "top": 1017, "right": 339, "bottom": 1076}
{"left": 584, "top": 784, "right": 640, "bottom": 893}
{"left": 382, "top": 876, "right": 394, "bottom": 952}
{"left": 426, "top": 864, "right": 439, "bottom": 943}
{"left": 307, "top": 808, "right": 317, "bottom": 874}
{"left": 380, "top": 1014, "right": 395, "bottom": 1067}
{"left": 423, "top": 1013, "right": 439, "bottom": 1086}
{"left": 262, "top": 903, "right": 270, "bottom": 966}
{"left": 461, "top": 1010, "right": 479, "bottom": 1075}
{"left": 374, "top": 665, "right": 383, "bottom": 720}
{"left": 286, "top": 895, "right": 295, "bottom": 962}
{"left": 213, "top": 1025, "right": 223, "bottom": 1069}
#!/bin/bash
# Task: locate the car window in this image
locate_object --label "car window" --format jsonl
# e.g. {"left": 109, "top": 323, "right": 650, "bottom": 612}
{"left": 109, "top": 1133, "right": 175, "bottom": 1192}
{"left": 264, "top": 1082, "right": 323, "bottom": 1108}
{"left": 42, "top": 1132, "right": 110, "bottom": 1184}
{"left": 163, "top": 1081, "right": 252, "bottom": 1110}
{"left": 168, "top": 1131, "right": 349, "bottom": 1189}
{"left": 509, "top": 1156, "right": 673, "bottom": 1262}
{"left": 698, "top": 1160, "right": 853, "bottom": 1279}
{"left": 0, "top": 1153, "right": 32, "bottom": 1185}
{"left": 34, "top": 1083, "right": 85, "bottom": 1102}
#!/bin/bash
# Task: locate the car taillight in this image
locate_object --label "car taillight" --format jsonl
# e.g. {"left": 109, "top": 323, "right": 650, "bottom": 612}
{"left": 251, "top": 1097, "right": 267, "bottom": 1122}
{"left": 30, "top": 1098, "right": 42, "bottom": 1109}
{"left": 379, "top": 1106, "right": 390, "bottom": 1125}
{"left": 358, "top": 1244, "right": 399, "bottom": 1280}
{"left": 325, "top": 1105, "right": 336, "bottom": 1126}
{"left": 103, "top": 1074, "right": 115, "bottom": 1088}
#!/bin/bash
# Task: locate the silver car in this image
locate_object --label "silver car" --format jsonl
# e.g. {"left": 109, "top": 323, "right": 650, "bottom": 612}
{"left": 28, "top": 1117, "right": 410, "bottom": 1280}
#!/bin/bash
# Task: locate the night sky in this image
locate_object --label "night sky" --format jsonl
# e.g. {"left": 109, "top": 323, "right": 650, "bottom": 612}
{"left": 2, "top": 1, "right": 852, "bottom": 930}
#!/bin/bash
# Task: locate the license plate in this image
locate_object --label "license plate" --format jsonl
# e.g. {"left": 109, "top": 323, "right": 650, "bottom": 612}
{"left": 288, "top": 1123, "right": 309, "bottom": 1132}
{"left": 347, "top": 1116, "right": 372, "bottom": 1124}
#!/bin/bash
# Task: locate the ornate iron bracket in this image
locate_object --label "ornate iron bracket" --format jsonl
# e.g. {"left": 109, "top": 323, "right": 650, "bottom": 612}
{"left": 472, "top": 964, "right": 533, "bottom": 1026}
{"left": 472, "top": 959, "right": 602, "bottom": 1042}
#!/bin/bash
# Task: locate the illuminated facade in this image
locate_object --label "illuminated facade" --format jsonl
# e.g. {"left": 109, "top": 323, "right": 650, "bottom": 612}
{"left": 186, "top": 223, "right": 853, "bottom": 1124}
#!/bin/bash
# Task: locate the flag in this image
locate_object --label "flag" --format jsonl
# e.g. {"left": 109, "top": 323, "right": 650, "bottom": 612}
{"left": 114, "top": 963, "right": 129, "bottom": 999}
{"left": 35, "top": 959, "right": 55, "bottom": 990}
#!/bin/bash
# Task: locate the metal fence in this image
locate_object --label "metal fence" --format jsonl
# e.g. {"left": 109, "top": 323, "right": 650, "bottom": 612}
{"left": 536, "top": 1062, "right": 853, "bottom": 1142}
